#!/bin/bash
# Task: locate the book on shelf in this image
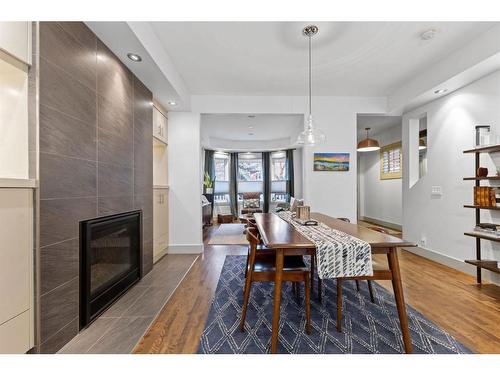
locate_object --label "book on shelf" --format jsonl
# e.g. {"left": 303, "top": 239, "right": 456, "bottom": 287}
{"left": 473, "top": 186, "right": 497, "bottom": 207}
{"left": 473, "top": 223, "right": 500, "bottom": 237}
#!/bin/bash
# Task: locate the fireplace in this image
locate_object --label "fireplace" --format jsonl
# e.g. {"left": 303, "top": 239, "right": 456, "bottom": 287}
{"left": 79, "top": 210, "right": 142, "bottom": 328}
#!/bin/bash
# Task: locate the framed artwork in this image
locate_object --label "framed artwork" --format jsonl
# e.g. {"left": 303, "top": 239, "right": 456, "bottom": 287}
{"left": 313, "top": 153, "right": 350, "bottom": 171}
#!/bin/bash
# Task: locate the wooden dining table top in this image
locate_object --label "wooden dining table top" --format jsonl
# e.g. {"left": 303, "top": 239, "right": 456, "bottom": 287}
{"left": 253, "top": 212, "right": 415, "bottom": 249}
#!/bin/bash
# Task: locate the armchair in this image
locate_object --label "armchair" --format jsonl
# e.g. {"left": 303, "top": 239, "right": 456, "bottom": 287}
{"left": 241, "top": 192, "right": 263, "bottom": 215}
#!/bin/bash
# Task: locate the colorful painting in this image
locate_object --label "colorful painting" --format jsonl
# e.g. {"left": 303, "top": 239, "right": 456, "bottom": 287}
{"left": 313, "top": 153, "right": 350, "bottom": 171}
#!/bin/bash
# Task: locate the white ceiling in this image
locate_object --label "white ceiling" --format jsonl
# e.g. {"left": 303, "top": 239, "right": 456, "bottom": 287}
{"left": 150, "top": 21, "right": 497, "bottom": 96}
{"left": 201, "top": 113, "right": 303, "bottom": 141}
{"left": 357, "top": 115, "right": 402, "bottom": 139}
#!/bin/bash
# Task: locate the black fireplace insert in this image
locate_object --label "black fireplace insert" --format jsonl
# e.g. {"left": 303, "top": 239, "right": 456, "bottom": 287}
{"left": 79, "top": 210, "right": 142, "bottom": 329}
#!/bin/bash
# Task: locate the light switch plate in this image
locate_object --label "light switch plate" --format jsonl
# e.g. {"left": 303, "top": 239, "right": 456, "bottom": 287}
{"left": 431, "top": 186, "right": 442, "bottom": 196}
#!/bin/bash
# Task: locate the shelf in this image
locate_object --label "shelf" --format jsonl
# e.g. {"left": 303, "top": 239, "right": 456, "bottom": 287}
{"left": 464, "top": 231, "right": 500, "bottom": 243}
{"left": 463, "top": 145, "right": 500, "bottom": 154}
{"left": 465, "top": 260, "right": 500, "bottom": 275}
{"left": 153, "top": 185, "right": 169, "bottom": 189}
{"left": 0, "top": 178, "right": 37, "bottom": 189}
{"left": 463, "top": 176, "right": 500, "bottom": 181}
{"left": 464, "top": 204, "right": 500, "bottom": 210}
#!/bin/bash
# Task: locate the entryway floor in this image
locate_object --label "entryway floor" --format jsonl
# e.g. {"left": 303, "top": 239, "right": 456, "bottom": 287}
{"left": 58, "top": 254, "right": 198, "bottom": 354}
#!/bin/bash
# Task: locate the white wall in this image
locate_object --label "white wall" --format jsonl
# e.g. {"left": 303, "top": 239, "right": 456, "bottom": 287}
{"left": 168, "top": 112, "right": 203, "bottom": 253}
{"left": 193, "top": 95, "right": 387, "bottom": 222}
{"left": 402, "top": 69, "right": 500, "bottom": 284}
{"left": 358, "top": 125, "right": 402, "bottom": 226}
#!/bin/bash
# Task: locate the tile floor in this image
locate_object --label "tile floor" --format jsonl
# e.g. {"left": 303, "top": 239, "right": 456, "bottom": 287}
{"left": 58, "top": 253, "right": 198, "bottom": 354}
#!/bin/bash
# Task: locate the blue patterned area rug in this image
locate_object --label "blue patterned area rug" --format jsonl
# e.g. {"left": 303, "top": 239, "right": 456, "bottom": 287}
{"left": 198, "top": 255, "right": 471, "bottom": 354}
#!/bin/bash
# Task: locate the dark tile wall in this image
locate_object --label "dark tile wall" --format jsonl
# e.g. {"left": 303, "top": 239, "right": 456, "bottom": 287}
{"left": 38, "top": 22, "right": 153, "bottom": 353}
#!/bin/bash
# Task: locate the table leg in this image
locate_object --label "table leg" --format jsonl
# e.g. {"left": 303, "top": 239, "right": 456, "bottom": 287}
{"left": 310, "top": 251, "right": 315, "bottom": 296}
{"left": 387, "top": 248, "right": 413, "bottom": 354}
{"left": 270, "top": 249, "right": 284, "bottom": 354}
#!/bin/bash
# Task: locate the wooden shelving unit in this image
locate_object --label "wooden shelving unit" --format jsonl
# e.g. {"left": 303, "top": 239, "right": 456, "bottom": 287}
{"left": 464, "top": 204, "right": 500, "bottom": 210}
{"left": 464, "top": 260, "right": 500, "bottom": 275}
{"left": 463, "top": 144, "right": 500, "bottom": 284}
{"left": 463, "top": 176, "right": 500, "bottom": 181}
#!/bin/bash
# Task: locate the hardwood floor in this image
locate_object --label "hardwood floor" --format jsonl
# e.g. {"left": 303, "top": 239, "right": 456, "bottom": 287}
{"left": 133, "top": 224, "right": 500, "bottom": 354}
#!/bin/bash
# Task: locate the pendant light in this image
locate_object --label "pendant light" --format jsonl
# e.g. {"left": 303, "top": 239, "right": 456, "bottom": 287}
{"left": 297, "top": 25, "right": 326, "bottom": 146}
{"left": 357, "top": 127, "right": 380, "bottom": 152}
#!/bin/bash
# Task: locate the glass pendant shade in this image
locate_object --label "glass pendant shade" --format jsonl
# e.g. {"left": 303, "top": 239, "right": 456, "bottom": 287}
{"left": 297, "top": 115, "right": 326, "bottom": 146}
{"left": 295, "top": 25, "right": 326, "bottom": 146}
{"left": 357, "top": 127, "right": 380, "bottom": 152}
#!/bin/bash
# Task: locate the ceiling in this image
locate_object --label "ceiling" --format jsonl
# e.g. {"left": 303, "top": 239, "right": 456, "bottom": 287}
{"left": 150, "top": 21, "right": 497, "bottom": 96}
{"left": 357, "top": 115, "right": 402, "bottom": 139}
{"left": 201, "top": 113, "right": 303, "bottom": 141}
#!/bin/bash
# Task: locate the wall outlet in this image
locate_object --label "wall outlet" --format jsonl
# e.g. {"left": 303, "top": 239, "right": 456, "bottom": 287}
{"left": 420, "top": 237, "right": 427, "bottom": 247}
{"left": 431, "top": 186, "right": 442, "bottom": 196}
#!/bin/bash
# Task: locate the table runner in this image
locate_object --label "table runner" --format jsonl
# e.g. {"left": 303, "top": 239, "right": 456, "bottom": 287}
{"left": 276, "top": 211, "right": 373, "bottom": 279}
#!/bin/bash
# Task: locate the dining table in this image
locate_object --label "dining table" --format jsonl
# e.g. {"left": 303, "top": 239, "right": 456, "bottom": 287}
{"left": 253, "top": 212, "right": 416, "bottom": 354}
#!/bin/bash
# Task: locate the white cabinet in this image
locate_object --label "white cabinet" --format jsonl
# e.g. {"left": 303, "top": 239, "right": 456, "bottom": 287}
{"left": 153, "top": 138, "right": 168, "bottom": 187}
{"left": 153, "top": 106, "right": 168, "bottom": 144}
{"left": 0, "top": 188, "right": 33, "bottom": 353}
{"left": 153, "top": 188, "right": 169, "bottom": 262}
{"left": 0, "top": 22, "right": 31, "bottom": 65}
{"left": 0, "top": 40, "right": 29, "bottom": 180}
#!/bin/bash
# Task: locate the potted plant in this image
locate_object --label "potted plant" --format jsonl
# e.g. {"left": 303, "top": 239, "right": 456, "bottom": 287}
{"left": 204, "top": 172, "right": 214, "bottom": 194}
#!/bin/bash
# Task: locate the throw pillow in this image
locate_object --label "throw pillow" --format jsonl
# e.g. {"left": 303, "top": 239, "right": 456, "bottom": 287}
{"left": 244, "top": 198, "right": 260, "bottom": 208}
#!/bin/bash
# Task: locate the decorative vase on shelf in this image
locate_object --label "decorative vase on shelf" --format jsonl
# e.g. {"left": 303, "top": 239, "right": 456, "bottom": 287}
{"left": 477, "top": 167, "right": 488, "bottom": 177}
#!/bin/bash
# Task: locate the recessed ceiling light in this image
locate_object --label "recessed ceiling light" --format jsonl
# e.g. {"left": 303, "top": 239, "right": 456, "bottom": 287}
{"left": 127, "top": 53, "right": 142, "bottom": 62}
{"left": 168, "top": 100, "right": 178, "bottom": 106}
{"left": 434, "top": 89, "right": 448, "bottom": 94}
{"left": 248, "top": 126, "right": 254, "bottom": 129}
{"left": 420, "top": 28, "right": 439, "bottom": 41}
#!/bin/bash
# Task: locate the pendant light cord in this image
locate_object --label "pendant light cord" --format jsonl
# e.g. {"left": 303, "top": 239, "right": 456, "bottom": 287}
{"left": 308, "top": 35, "right": 312, "bottom": 117}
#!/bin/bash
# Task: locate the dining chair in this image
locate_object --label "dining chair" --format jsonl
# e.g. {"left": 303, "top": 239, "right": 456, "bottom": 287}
{"left": 336, "top": 226, "right": 396, "bottom": 332}
{"left": 314, "top": 217, "right": 376, "bottom": 303}
{"left": 240, "top": 227, "right": 311, "bottom": 335}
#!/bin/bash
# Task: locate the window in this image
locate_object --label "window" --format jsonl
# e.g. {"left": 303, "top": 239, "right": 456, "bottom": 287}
{"left": 214, "top": 153, "right": 229, "bottom": 182}
{"left": 380, "top": 142, "right": 402, "bottom": 180}
{"left": 238, "top": 154, "right": 262, "bottom": 181}
{"left": 271, "top": 151, "right": 287, "bottom": 181}
{"left": 214, "top": 153, "right": 230, "bottom": 205}
{"left": 271, "top": 151, "right": 287, "bottom": 203}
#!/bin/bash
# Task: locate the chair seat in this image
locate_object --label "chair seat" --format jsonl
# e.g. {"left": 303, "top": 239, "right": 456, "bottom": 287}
{"left": 253, "top": 254, "right": 308, "bottom": 272}
{"left": 241, "top": 208, "right": 263, "bottom": 215}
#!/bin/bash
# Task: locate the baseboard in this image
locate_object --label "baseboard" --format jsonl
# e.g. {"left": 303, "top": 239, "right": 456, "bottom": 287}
{"left": 404, "top": 245, "right": 500, "bottom": 285}
{"left": 360, "top": 216, "right": 402, "bottom": 231}
{"left": 167, "top": 243, "right": 204, "bottom": 254}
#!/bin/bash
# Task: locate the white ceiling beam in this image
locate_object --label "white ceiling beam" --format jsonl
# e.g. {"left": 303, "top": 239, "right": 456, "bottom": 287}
{"left": 127, "top": 22, "right": 191, "bottom": 110}
{"left": 387, "top": 24, "right": 500, "bottom": 114}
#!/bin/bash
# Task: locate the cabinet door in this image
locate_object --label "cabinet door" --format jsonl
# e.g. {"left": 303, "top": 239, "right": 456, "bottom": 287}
{"left": 0, "top": 188, "right": 32, "bottom": 353}
{"left": 0, "top": 189, "right": 32, "bottom": 325}
{"left": 0, "top": 22, "right": 31, "bottom": 65}
{"left": 0, "top": 310, "right": 30, "bottom": 353}
{"left": 153, "top": 107, "right": 168, "bottom": 143}
{"left": 153, "top": 189, "right": 162, "bottom": 243}
{"left": 159, "top": 190, "right": 169, "bottom": 238}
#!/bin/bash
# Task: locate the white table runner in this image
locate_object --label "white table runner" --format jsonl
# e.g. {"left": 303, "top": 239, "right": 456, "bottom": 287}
{"left": 276, "top": 211, "right": 373, "bottom": 279}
